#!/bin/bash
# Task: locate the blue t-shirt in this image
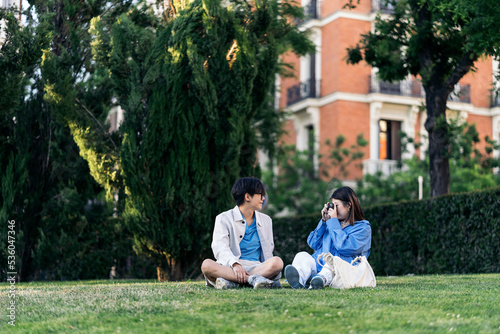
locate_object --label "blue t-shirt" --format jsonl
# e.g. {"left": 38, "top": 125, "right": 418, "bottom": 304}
{"left": 239, "top": 214, "right": 262, "bottom": 261}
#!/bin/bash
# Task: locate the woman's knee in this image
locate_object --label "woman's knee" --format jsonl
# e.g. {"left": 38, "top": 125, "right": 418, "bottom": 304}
{"left": 294, "top": 251, "right": 312, "bottom": 262}
{"left": 292, "top": 251, "right": 316, "bottom": 269}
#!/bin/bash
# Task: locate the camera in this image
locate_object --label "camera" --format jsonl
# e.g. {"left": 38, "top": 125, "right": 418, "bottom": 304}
{"left": 322, "top": 202, "right": 335, "bottom": 221}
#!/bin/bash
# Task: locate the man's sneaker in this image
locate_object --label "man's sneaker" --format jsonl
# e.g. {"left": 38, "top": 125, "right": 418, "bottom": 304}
{"left": 271, "top": 279, "right": 282, "bottom": 289}
{"left": 205, "top": 276, "right": 216, "bottom": 288}
{"left": 215, "top": 277, "right": 239, "bottom": 290}
{"left": 284, "top": 265, "right": 304, "bottom": 289}
{"left": 248, "top": 274, "right": 274, "bottom": 289}
{"left": 309, "top": 274, "right": 326, "bottom": 290}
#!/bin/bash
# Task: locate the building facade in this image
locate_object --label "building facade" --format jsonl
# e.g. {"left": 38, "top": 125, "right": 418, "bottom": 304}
{"left": 1, "top": 0, "right": 19, "bottom": 11}
{"left": 1, "top": 0, "right": 21, "bottom": 46}
{"left": 276, "top": 0, "right": 500, "bottom": 182}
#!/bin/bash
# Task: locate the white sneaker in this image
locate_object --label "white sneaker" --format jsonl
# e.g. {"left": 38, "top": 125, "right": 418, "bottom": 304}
{"left": 248, "top": 274, "right": 274, "bottom": 289}
{"left": 204, "top": 275, "right": 216, "bottom": 288}
{"left": 215, "top": 277, "right": 239, "bottom": 290}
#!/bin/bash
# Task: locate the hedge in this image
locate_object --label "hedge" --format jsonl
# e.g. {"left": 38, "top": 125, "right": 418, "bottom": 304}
{"left": 272, "top": 186, "right": 500, "bottom": 275}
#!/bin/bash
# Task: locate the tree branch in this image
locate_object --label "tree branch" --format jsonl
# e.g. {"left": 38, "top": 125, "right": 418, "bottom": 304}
{"left": 74, "top": 97, "right": 118, "bottom": 150}
{"left": 444, "top": 51, "right": 477, "bottom": 91}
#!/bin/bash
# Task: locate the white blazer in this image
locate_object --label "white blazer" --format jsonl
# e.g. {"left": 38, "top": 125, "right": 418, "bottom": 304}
{"left": 211, "top": 206, "right": 275, "bottom": 267}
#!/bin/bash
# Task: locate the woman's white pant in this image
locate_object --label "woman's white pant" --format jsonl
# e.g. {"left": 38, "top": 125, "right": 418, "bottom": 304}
{"left": 291, "top": 251, "right": 334, "bottom": 286}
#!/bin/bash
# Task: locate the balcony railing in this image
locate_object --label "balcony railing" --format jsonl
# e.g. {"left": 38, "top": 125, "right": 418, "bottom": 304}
{"left": 372, "top": 0, "right": 397, "bottom": 13}
{"left": 286, "top": 78, "right": 320, "bottom": 106}
{"left": 294, "top": 0, "right": 320, "bottom": 25}
{"left": 447, "top": 84, "right": 471, "bottom": 103}
{"left": 491, "top": 94, "right": 500, "bottom": 107}
{"left": 304, "top": 0, "right": 319, "bottom": 19}
{"left": 370, "top": 75, "right": 471, "bottom": 103}
{"left": 369, "top": 75, "right": 424, "bottom": 97}
{"left": 363, "top": 159, "right": 402, "bottom": 177}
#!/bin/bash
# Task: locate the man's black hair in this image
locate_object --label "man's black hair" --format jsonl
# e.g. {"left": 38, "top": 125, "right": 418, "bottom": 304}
{"left": 231, "top": 177, "right": 266, "bottom": 206}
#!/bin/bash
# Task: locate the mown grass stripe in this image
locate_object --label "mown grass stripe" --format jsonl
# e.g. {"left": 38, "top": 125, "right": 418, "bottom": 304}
{"left": 0, "top": 274, "right": 498, "bottom": 333}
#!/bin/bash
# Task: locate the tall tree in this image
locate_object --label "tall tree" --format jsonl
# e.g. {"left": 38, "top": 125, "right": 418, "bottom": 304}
{"left": 0, "top": 7, "right": 49, "bottom": 281}
{"left": 29, "top": 0, "right": 149, "bottom": 281}
{"left": 0, "top": 1, "right": 136, "bottom": 281}
{"left": 90, "top": 0, "right": 313, "bottom": 280}
{"left": 34, "top": 0, "right": 133, "bottom": 197}
{"left": 345, "top": 0, "right": 500, "bottom": 197}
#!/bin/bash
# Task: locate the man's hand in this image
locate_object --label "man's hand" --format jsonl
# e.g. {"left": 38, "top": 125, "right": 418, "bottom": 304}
{"left": 232, "top": 263, "right": 249, "bottom": 284}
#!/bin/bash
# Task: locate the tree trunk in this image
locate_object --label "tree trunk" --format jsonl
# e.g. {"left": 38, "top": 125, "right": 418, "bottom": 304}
{"left": 156, "top": 257, "right": 183, "bottom": 282}
{"left": 157, "top": 266, "right": 168, "bottom": 282}
{"left": 169, "top": 259, "right": 183, "bottom": 281}
{"left": 424, "top": 88, "right": 450, "bottom": 197}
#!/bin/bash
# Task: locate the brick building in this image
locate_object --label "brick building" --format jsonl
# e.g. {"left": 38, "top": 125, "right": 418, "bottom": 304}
{"left": 272, "top": 0, "right": 500, "bottom": 183}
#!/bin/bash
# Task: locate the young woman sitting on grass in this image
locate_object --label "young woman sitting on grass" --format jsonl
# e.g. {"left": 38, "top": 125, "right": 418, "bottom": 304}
{"left": 285, "top": 186, "right": 372, "bottom": 289}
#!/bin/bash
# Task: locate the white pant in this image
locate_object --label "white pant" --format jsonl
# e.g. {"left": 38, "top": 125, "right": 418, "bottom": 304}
{"left": 291, "top": 251, "right": 333, "bottom": 286}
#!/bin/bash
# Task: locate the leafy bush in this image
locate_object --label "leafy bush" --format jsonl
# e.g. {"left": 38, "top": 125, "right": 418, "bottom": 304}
{"left": 273, "top": 186, "right": 500, "bottom": 275}
{"left": 263, "top": 134, "right": 367, "bottom": 216}
{"left": 264, "top": 120, "right": 499, "bottom": 213}
{"left": 30, "top": 198, "right": 156, "bottom": 281}
{"left": 356, "top": 120, "right": 500, "bottom": 205}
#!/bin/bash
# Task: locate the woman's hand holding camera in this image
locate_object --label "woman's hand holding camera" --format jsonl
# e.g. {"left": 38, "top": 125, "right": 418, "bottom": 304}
{"left": 322, "top": 202, "right": 337, "bottom": 221}
{"left": 321, "top": 204, "right": 328, "bottom": 221}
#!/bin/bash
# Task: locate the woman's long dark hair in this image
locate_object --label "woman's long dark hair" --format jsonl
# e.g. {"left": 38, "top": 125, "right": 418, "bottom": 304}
{"left": 330, "top": 186, "right": 364, "bottom": 225}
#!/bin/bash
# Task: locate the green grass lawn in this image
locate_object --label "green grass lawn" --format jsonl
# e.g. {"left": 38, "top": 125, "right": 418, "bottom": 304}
{"left": 0, "top": 274, "right": 499, "bottom": 333}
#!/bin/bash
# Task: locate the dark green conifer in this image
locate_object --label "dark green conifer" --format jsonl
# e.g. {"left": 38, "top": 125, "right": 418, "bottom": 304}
{"left": 94, "top": 0, "right": 313, "bottom": 280}
{"left": 0, "top": 1, "right": 138, "bottom": 281}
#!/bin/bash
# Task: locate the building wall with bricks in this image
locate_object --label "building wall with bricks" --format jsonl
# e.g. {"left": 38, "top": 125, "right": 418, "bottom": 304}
{"left": 275, "top": 0, "right": 500, "bottom": 184}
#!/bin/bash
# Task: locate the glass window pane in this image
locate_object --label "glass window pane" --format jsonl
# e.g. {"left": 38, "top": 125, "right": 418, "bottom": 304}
{"left": 379, "top": 120, "right": 387, "bottom": 132}
{"left": 379, "top": 133, "right": 387, "bottom": 160}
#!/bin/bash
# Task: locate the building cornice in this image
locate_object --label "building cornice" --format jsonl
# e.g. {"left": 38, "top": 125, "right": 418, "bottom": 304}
{"left": 300, "top": 10, "right": 374, "bottom": 31}
{"left": 286, "top": 91, "right": 500, "bottom": 117}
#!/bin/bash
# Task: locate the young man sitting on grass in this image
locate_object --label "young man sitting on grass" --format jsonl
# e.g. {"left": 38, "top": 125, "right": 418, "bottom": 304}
{"left": 201, "top": 177, "right": 283, "bottom": 289}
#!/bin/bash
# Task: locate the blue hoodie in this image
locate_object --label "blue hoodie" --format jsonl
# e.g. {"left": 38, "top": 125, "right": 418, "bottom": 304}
{"left": 307, "top": 218, "right": 372, "bottom": 271}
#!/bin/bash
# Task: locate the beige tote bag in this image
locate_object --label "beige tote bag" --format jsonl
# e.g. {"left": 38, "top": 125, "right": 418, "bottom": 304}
{"left": 318, "top": 252, "right": 376, "bottom": 289}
